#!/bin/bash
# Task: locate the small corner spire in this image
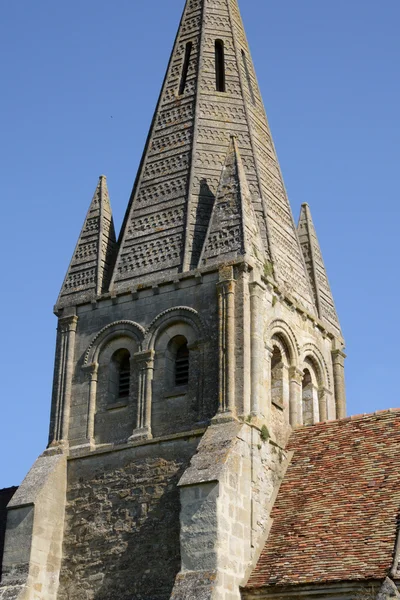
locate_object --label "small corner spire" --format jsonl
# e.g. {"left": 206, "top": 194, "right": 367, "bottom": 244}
{"left": 199, "top": 137, "right": 264, "bottom": 267}
{"left": 56, "top": 176, "right": 117, "bottom": 309}
{"left": 297, "top": 203, "right": 342, "bottom": 336}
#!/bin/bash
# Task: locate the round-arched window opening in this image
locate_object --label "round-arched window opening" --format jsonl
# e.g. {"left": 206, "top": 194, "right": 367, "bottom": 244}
{"left": 109, "top": 348, "right": 131, "bottom": 402}
{"left": 302, "top": 368, "right": 314, "bottom": 425}
{"left": 271, "top": 346, "right": 284, "bottom": 409}
{"left": 173, "top": 336, "right": 190, "bottom": 387}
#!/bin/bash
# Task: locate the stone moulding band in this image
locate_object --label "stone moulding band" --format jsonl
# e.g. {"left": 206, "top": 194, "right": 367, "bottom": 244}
{"left": 83, "top": 307, "right": 206, "bottom": 366}
{"left": 301, "top": 342, "right": 331, "bottom": 387}
{"left": 84, "top": 320, "right": 146, "bottom": 365}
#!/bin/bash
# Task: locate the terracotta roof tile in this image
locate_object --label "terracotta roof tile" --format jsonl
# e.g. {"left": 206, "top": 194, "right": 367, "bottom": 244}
{"left": 246, "top": 410, "right": 400, "bottom": 588}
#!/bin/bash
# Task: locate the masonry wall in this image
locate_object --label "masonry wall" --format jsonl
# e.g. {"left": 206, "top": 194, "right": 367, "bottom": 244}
{"left": 52, "top": 272, "right": 220, "bottom": 448}
{"left": 57, "top": 434, "right": 201, "bottom": 600}
{"left": 0, "top": 487, "right": 17, "bottom": 581}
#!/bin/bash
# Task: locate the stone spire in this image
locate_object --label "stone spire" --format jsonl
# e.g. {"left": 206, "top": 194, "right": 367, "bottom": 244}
{"left": 200, "top": 136, "right": 264, "bottom": 267}
{"left": 110, "top": 0, "right": 316, "bottom": 315}
{"left": 56, "top": 176, "right": 116, "bottom": 309}
{"left": 297, "top": 203, "right": 342, "bottom": 335}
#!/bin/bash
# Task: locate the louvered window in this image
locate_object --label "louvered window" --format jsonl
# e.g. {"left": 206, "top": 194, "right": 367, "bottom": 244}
{"left": 118, "top": 353, "right": 131, "bottom": 398}
{"left": 175, "top": 342, "right": 189, "bottom": 386}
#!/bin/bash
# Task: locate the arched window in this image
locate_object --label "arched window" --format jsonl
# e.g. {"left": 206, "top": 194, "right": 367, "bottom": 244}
{"left": 302, "top": 368, "right": 314, "bottom": 425}
{"left": 175, "top": 339, "right": 189, "bottom": 386}
{"left": 215, "top": 40, "right": 226, "bottom": 92}
{"left": 109, "top": 349, "right": 131, "bottom": 403}
{"left": 179, "top": 41, "right": 193, "bottom": 96}
{"left": 271, "top": 346, "right": 284, "bottom": 409}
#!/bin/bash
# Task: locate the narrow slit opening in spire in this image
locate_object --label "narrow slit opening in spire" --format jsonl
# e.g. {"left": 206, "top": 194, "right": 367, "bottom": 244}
{"left": 215, "top": 40, "right": 226, "bottom": 93}
{"left": 179, "top": 42, "right": 193, "bottom": 96}
{"left": 241, "top": 50, "right": 256, "bottom": 105}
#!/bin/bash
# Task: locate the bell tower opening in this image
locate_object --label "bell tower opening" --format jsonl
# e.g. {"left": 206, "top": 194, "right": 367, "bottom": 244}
{"left": 179, "top": 41, "right": 193, "bottom": 96}
{"left": 215, "top": 39, "right": 226, "bottom": 92}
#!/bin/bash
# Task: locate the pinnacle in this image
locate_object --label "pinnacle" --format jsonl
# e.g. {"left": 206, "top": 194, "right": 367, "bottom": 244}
{"left": 297, "top": 203, "right": 342, "bottom": 335}
{"left": 56, "top": 176, "right": 117, "bottom": 309}
{"left": 200, "top": 136, "right": 264, "bottom": 267}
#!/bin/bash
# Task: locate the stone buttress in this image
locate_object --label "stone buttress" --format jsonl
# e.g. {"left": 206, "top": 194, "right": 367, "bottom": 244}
{"left": 0, "top": 1, "right": 346, "bottom": 599}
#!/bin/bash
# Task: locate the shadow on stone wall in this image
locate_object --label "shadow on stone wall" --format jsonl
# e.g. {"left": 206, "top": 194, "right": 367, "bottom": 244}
{"left": 0, "top": 487, "right": 18, "bottom": 581}
{"left": 190, "top": 179, "right": 216, "bottom": 269}
{"left": 58, "top": 443, "right": 198, "bottom": 600}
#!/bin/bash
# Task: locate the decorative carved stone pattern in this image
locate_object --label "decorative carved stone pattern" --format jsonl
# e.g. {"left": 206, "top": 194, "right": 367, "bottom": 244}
{"left": 111, "top": 0, "right": 203, "bottom": 288}
{"left": 201, "top": 137, "right": 264, "bottom": 266}
{"left": 117, "top": 234, "right": 183, "bottom": 275}
{"left": 110, "top": 0, "right": 319, "bottom": 318}
{"left": 297, "top": 203, "right": 342, "bottom": 335}
{"left": 57, "top": 176, "right": 116, "bottom": 307}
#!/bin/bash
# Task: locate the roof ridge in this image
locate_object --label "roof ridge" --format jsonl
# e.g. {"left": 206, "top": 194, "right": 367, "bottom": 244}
{"left": 293, "top": 407, "right": 400, "bottom": 430}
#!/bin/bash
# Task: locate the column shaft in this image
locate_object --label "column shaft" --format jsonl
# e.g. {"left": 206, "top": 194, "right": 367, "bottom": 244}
{"left": 130, "top": 350, "right": 154, "bottom": 441}
{"left": 49, "top": 314, "right": 78, "bottom": 445}
{"left": 289, "top": 367, "right": 303, "bottom": 427}
{"left": 85, "top": 363, "right": 99, "bottom": 444}
{"left": 332, "top": 350, "right": 346, "bottom": 419}
{"left": 217, "top": 274, "right": 236, "bottom": 415}
{"left": 250, "top": 282, "right": 265, "bottom": 416}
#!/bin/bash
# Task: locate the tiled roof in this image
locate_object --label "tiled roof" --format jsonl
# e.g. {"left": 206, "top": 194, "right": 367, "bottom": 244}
{"left": 246, "top": 410, "right": 400, "bottom": 589}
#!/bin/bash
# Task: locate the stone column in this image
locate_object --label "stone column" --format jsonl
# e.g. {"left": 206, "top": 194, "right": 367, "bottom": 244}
{"left": 188, "top": 341, "right": 203, "bottom": 422}
{"left": 83, "top": 362, "right": 99, "bottom": 447}
{"left": 216, "top": 267, "right": 236, "bottom": 417}
{"left": 332, "top": 350, "right": 346, "bottom": 419}
{"left": 249, "top": 281, "right": 266, "bottom": 417}
{"left": 129, "top": 349, "right": 155, "bottom": 441}
{"left": 49, "top": 314, "right": 78, "bottom": 446}
{"left": 318, "top": 386, "right": 331, "bottom": 422}
{"left": 265, "top": 344, "right": 273, "bottom": 410}
{"left": 289, "top": 367, "right": 303, "bottom": 427}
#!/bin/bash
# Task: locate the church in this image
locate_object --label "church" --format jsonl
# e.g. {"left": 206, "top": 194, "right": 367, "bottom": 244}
{"left": 1, "top": 0, "right": 399, "bottom": 598}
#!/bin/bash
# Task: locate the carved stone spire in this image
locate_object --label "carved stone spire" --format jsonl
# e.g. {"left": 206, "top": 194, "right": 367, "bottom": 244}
{"left": 110, "top": 0, "right": 316, "bottom": 315}
{"left": 297, "top": 203, "right": 342, "bottom": 335}
{"left": 56, "top": 176, "right": 116, "bottom": 309}
{"left": 200, "top": 136, "right": 264, "bottom": 267}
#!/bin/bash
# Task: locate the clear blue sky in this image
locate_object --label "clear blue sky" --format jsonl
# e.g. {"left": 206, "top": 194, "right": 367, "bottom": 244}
{"left": 1, "top": 0, "right": 399, "bottom": 488}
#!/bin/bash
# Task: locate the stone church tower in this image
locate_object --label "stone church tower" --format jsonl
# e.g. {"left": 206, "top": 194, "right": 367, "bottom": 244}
{"left": 0, "top": 1, "right": 347, "bottom": 599}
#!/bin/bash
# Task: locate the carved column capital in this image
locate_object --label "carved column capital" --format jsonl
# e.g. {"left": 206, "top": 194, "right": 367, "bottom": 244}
{"left": 332, "top": 349, "right": 346, "bottom": 366}
{"left": 82, "top": 362, "right": 99, "bottom": 380}
{"left": 217, "top": 279, "right": 236, "bottom": 295}
{"left": 249, "top": 280, "right": 266, "bottom": 296}
{"left": 218, "top": 264, "right": 234, "bottom": 282}
{"left": 289, "top": 366, "right": 304, "bottom": 385}
{"left": 133, "top": 349, "right": 155, "bottom": 368}
{"left": 58, "top": 315, "right": 78, "bottom": 334}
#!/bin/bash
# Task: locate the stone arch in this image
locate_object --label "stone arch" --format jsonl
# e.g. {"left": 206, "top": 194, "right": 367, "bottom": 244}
{"left": 300, "top": 343, "right": 330, "bottom": 388}
{"left": 300, "top": 344, "right": 331, "bottom": 425}
{"left": 84, "top": 320, "right": 145, "bottom": 366}
{"left": 83, "top": 321, "right": 145, "bottom": 446}
{"left": 266, "top": 319, "right": 300, "bottom": 366}
{"left": 144, "top": 307, "right": 205, "bottom": 351}
{"left": 144, "top": 307, "right": 205, "bottom": 438}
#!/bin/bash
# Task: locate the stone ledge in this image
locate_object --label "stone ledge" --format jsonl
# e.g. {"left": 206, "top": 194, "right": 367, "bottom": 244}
{"left": 68, "top": 428, "right": 207, "bottom": 461}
